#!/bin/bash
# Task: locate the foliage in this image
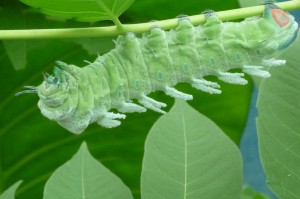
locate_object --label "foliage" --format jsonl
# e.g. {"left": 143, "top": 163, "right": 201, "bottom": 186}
{"left": 0, "top": 0, "right": 299, "bottom": 199}
{"left": 141, "top": 100, "right": 243, "bottom": 199}
{"left": 257, "top": 37, "right": 300, "bottom": 199}
{"left": 19, "top": 0, "right": 134, "bottom": 22}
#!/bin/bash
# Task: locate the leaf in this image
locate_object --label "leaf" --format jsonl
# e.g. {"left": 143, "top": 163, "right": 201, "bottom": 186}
{"left": 257, "top": 36, "right": 300, "bottom": 198}
{"left": 3, "top": 41, "right": 27, "bottom": 71}
{"left": 241, "top": 186, "right": 270, "bottom": 199}
{"left": 0, "top": 181, "right": 22, "bottom": 199}
{"left": 43, "top": 142, "right": 133, "bottom": 199}
{"left": 128, "top": 0, "right": 240, "bottom": 22}
{"left": 141, "top": 100, "right": 243, "bottom": 199}
{"left": 0, "top": 4, "right": 27, "bottom": 71}
{"left": 19, "top": 0, "right": 135, "bottom": 22}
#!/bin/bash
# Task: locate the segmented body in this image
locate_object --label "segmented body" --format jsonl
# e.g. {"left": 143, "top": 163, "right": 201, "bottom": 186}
{"left": 22, "top": 4, "right": 298, "bottom": 134}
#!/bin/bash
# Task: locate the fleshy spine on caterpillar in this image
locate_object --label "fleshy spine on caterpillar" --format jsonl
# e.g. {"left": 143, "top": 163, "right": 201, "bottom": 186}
{"left": 16, "top": 3, "right": 299, "bottom": 134}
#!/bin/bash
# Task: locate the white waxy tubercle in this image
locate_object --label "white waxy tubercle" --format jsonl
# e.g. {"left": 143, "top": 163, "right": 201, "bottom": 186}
{"left": 217, "top": 72, "right": 248, "bottom": 85}
{"left": 243, "top": 65, "right": 271, "bottom": 78}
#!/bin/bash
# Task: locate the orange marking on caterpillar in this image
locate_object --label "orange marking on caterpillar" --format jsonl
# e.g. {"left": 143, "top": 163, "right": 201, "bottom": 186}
{"left": 272, "top": 9, "right": 290, "bottom": 27}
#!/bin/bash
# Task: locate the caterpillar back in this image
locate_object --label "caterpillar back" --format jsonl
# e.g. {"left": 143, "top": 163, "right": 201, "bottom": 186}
{"left": 16, "top": 3, "right": 299, "bottom": 134}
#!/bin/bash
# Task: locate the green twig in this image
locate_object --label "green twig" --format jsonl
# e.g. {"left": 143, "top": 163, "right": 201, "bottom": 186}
{"left": 0, "top": 1, "right": 299, "bottom": 40}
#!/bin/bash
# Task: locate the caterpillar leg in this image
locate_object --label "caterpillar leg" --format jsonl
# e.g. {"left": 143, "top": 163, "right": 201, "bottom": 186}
{"left": 191, "top": 78, "right": 221, "bottom": 94}
{"left": 97, "top": 112, "right": 126, "bottom": 128}
{"left": 117, "top": 102, "right": 147, "bottom": 113}
{"left": 243, "top": 65, "right": 271, "bottom": 78}
{"left": 165, "top": 86, "right": 193, "bottom": 100}
{"left": 55, "top": 60, "right": 68, "bottom": 68}
{"left": 217, "top": 71, "right": 248, "bottom": 85}
{"left": 56, "top": 111, "right": 91, "bottom": 134}
{"left": 261, "top": 59, "right": 286, "bottom": 66}
{"left": 138, "top": 95, "right": 167, "bottom": 114}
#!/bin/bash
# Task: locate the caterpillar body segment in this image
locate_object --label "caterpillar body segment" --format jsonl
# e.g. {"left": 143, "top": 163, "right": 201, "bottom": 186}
{"left": 18, "top": 4, "right": 298, "bottom": 134}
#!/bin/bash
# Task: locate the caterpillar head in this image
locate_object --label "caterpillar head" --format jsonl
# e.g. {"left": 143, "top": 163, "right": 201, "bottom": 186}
{"left": 16, "top": 62, "right": 78, "bottom": 121}
{"left": 38, "top": 68, "right": 69, "bottom": 106}
{"left": 263, "top": 4, "right": 298, "bottom": 51}
{"left": 37, "top": 62, "right": 79, "bottom": 121}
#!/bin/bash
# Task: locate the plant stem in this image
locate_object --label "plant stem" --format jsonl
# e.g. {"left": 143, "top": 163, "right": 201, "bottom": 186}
{"left": 111, "top": 17, "right": 124, "bottom": 31}
{"left": 0, "top": 1, "right": 299, "bottom": 40}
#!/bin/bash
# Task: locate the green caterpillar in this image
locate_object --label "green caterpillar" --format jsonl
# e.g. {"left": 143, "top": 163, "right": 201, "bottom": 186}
{"left": 16, "top": 3, "right": 299, "bottom": 134}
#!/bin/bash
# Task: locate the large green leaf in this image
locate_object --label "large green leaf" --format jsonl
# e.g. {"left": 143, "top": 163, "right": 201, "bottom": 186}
{"left": 128, "top": 0, "right": 239, "bottom": 23}
{"left": 19, "top": 0, "right": 134, "bottom": 22}
{"left": 44, "top": 142, "right": 133, "bottom": 199}
{"left": 0, "top": 181, "right": 22, "bottom": 199}
{"left": 257, "top": 37, "right": 300, "bottom": 198}
{"left": 141, "top": 100, "right": 243, "bottom": 199}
